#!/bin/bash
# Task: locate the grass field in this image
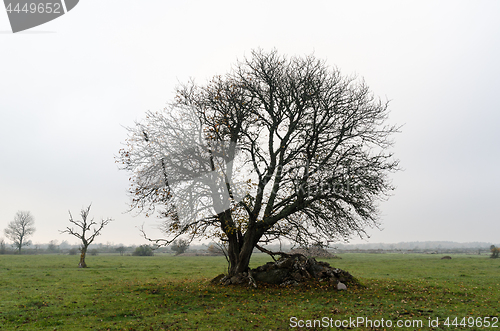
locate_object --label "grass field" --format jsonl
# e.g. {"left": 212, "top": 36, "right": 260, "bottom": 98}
{"left": 0, "top": 253, "right": 498, "bottom": 330}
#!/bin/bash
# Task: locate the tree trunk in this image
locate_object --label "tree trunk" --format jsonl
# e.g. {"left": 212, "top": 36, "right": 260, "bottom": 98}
{"left": 227, "top": 236, "right": 239, "bottom": 276}
{"left": 227, "top": 242, "right": 253, "bottom": 276}
{"left": 79, "top": 246, "right": 88, "bottom": 268}
{"left": 226, "top": 226, "right": 262, "bottom": 276}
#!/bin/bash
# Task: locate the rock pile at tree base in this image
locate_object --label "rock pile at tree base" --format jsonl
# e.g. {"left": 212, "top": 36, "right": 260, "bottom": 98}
{"left": 213, "top": 254, "right": 360, "bottom": 289}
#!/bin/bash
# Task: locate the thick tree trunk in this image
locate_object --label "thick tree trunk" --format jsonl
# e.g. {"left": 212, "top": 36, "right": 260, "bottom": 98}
{"left": 226, "top": 226, "right": 262, "bottom": 277}
{"left": 227, "top": 238, "right": 239, "bottom": 276}
{"left": 79, "top": 246, "right": 88, "bottom": 268}
{"left": 235, "top": 231, "right": 259, "bottom": 274}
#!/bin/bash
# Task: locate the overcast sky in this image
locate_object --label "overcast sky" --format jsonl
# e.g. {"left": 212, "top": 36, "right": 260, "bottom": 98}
{"left": 1, "top": 1, "right": 499, "bottom": 247}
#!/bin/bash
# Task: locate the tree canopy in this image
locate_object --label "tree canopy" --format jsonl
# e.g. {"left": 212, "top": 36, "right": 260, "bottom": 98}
{"left": 118, "top": 49, "right": 399, "bottom": 276}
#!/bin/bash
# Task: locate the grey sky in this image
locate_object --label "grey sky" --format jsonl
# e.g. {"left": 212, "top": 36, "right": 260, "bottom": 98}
{"left": 1, "top": 1, "right": 499, "bottom": 246}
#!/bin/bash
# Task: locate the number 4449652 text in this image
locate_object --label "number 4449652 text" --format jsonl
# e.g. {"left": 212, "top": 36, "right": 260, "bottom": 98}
{"left": 5, "top": 2, "right": 62, "bottom": 14}
{"left": 443, "top": 317, "right": 498, "bottom": 328}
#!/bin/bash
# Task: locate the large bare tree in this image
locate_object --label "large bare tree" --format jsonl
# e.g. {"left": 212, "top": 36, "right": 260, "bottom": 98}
{"left": 117, "top": 49, "right": 400, "bottom": 278}
{"left": 61, "top": 204, "right": 112, "bottom": 268}
{"left": 4, "top": 211, "right": 36, "bottom": 253}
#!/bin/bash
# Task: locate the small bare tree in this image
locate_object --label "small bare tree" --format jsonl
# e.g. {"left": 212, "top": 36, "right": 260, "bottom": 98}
{"left": 4, "top": 211, "right": 36, "bottom": 253}
{"left": 60, "top": 204, "right": 112, "bottom": 268}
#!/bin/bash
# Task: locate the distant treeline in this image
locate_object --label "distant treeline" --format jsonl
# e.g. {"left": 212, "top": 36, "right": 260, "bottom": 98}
{"left": 2, "top": 240, "right": 498, "bottom": 256}
{"left": 0, "top": 241, "right": 170, "bottom": 255}
{"left": 335, "top": 241, "right": 497, "bottom": 250}
{"left": 332, "top": 241, "right": 499, "bottom": 254}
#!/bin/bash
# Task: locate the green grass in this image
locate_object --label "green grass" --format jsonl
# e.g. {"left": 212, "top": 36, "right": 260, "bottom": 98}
{"left": 0, "top": 253, "right": 499, "bottom": 330}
